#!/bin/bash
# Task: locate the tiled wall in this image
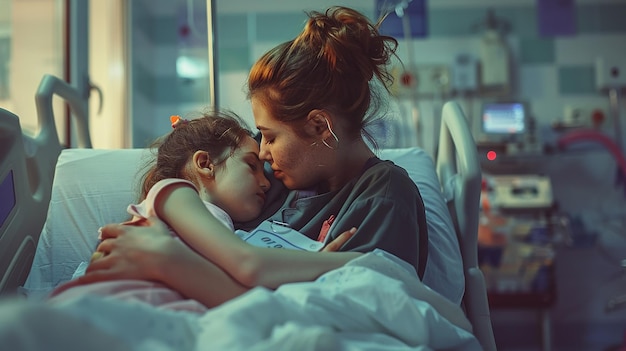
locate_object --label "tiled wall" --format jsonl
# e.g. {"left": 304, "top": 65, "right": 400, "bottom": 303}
{"left": 130, "top": 0, "right": 626, "bottom": 158}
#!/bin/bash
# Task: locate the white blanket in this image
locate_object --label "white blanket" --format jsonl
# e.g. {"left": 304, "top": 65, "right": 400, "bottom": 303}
{"left": 3, "top": 251, "right": 480, "bottom": 351}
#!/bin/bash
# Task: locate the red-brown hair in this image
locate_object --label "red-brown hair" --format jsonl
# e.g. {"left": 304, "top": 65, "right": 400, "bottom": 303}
{"left": 247, "top": 6, "right": 398, "bottom": 143}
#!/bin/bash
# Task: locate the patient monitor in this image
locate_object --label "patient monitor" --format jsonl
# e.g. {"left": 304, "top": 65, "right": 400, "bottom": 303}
{"left": 479, "top": 101, "right": 527, "bottom": 144}
{"left": 476, "top": 100, "right": 544, "bottom": 173}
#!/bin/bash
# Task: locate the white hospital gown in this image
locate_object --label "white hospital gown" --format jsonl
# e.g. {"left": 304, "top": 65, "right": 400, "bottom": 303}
{"left": 126, "top": 178, "right": 234, "bottom": 232}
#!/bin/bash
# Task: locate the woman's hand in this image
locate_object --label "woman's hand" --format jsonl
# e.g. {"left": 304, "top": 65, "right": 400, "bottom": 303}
{"left": 54, "top": 216, "right": 250, "bottom": 306}
{"left": 54, "top": 217, "right": 178, "bottom": 293}
{"left": 321, "top": 227, "right": 356, "bottom": 252}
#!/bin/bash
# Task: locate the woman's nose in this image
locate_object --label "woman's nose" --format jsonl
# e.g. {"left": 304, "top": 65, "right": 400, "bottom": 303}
{"left": 259, "top": 143, "right": 271, "bottom": 162}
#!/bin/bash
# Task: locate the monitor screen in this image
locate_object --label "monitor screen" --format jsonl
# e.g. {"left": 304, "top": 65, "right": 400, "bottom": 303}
{"left": 481, "top": 102, "right": 526, "bottom": 135}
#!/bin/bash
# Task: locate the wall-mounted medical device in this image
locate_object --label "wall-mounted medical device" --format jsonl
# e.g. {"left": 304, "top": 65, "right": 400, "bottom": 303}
{"left": 473, "top": 9, "right": 511, "bottom": 93}
{"left": 595, "top": 57, "right": 626, "bottom": 156}
{"left": 453, "top": 53, "right": 478, "bottom": 92}
{"left": 596, "top": 57, "right": 626, "bottom": 90}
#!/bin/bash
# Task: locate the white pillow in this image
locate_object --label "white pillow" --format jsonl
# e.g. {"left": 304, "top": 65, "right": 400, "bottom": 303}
{"left": 378, "top": 148, "right": 464, "bottom": 304}
{"left": 22, "top": 149, "right": 149, "bottom": 299}
{"left": 23, "top": 147, "right": 463, "bottom": 304}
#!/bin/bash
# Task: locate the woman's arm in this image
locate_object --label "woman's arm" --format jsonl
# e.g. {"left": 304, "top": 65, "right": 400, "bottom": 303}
{"left": 156, "top": 183, "right": 361, "bottom": 289}
{"left": 57, "top": 217, "right": 250, "bottom": 308}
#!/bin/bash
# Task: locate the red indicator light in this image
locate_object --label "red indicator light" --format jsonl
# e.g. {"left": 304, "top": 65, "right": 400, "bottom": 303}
{"left": 486, "top": 150, "right": 497, "bottom": 161}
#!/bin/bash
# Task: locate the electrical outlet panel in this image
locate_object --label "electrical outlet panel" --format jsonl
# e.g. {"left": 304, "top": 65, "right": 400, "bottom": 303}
{"left": 452, "top": 54, "right": 478, "bottom": 92}
{"left": 596, "top": 57, "right": 626, "bottom": 90}
{"left": 415, "top": 64, "right": 451, "bottom": 95}
{"left": 563, "top": 105, "right": 607, "bottom": 128}
{"left": 389, "top": 64, "right": 451, "bottom": 97}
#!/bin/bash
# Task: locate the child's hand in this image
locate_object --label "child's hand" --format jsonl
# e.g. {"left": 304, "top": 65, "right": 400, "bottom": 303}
{"left": 321, "top": 227, "right": 356, "bottom": 252}
{"left": 119, "top": 217, "right": 151, "bottom": 226}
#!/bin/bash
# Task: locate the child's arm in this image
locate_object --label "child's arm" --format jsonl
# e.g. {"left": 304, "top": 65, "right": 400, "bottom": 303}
{"left": 155, "top": 183, "right": 361, "bottom": 289}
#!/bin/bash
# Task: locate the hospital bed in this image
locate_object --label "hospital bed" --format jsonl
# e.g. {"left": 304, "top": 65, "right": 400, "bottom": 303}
{"left": 0, "top": 75, "right": 496, "bottom": 350}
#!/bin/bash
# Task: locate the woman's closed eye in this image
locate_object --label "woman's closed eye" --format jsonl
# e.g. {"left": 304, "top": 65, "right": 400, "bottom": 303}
{"left": 261, "top": 135, "right": 274, "bottom": 145}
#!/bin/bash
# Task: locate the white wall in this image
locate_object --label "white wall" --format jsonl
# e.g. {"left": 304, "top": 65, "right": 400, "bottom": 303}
{"left": 2, "top": 0, "right": 65, "bottom": 142}
{"left": 88, "top": 0, "right": 127, "bottom": 148}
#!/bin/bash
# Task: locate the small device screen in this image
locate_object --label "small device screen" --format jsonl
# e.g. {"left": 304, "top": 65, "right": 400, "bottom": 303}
{"left": 481, "top": 102, "right": 526, "bottom": 135}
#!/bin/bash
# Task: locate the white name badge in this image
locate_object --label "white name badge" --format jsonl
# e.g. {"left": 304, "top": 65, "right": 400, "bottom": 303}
{"left": 235, "top": 220, "right": 324, "bottom": 252}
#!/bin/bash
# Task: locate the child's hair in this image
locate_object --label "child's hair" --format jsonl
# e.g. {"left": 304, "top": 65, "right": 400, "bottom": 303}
{"left": 138, "top": 110, "right": 253, "bottom": 201}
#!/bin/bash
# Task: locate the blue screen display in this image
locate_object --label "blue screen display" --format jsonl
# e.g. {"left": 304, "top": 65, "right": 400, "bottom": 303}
{"left": 376, "top": 0, "right": 428, "bottom": 38}
{"left": 482, "top": 103, "right": 526, "bottom": 135}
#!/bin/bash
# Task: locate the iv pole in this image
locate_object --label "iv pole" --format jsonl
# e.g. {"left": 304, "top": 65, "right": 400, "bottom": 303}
{"left": 398, "top": 1, "right": 422, "bottom": 149}
{"left": 380, "top": 0, "right": 420, "bottom": 148}
{"left": 609, "top": 87, "right": 623, "bottom": 155}
{"left": 206, "top": 0, "right": 218, "bottom": 109}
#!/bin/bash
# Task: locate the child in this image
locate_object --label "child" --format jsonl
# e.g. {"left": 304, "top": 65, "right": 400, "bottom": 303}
{"left": 48, "top": 111, "right": 270, "bottom": 312}
{"left": 132, "top": 112, "right": 271, "bottom": 235}
{"left": 49, "top": 110, "right": 355, "bottom": 312}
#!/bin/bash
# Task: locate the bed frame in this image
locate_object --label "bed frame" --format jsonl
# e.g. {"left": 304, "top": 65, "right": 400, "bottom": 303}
{"left": 0, "top": 75, "right": 496, "bottom": 351}
{"left": 438, "top": 101, "right": 497, "bottom": 350}
{"left": 0, "top": 75, "right": 91, "bottom": 297}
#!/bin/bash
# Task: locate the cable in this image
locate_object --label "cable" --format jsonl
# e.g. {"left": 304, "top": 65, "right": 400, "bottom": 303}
{"left": 186, "top": 0, "right": 204, "bottom": 40}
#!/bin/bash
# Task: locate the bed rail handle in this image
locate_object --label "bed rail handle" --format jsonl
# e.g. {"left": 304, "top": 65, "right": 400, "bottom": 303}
{"left": 35, "top": 74, "right": 92, "bottom": 148}
{"left": 437, "top": 101, "right": 497, "bottom": 351}
{"left": 437, "top": 101, "right": 482, "bottom": 265}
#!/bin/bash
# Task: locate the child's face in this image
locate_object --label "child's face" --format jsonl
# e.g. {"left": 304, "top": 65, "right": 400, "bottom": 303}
{"left": 208, "top": 136, "right": 270, "bottom": 222}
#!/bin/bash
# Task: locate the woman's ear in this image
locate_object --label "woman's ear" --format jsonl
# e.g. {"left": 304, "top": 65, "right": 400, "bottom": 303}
{"left": 192, "top": 150, "right": 214, "bottom": 177}
{"left": 304, "top": 109, "right": 332, "bottom": 138}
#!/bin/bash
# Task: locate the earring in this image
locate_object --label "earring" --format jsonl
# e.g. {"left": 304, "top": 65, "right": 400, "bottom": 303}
{"left": 322, "top": 137, "right": 337, "bottom": 150}
{"left": 321, "top": 118, "right": 339, "bottom": 150}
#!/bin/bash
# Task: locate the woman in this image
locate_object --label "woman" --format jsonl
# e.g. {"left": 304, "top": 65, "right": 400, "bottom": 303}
{"left": 65, "top": 6, "right": 434, "bottom": 307}
{"left": 50, "top": 111, "right": 358, "bottom": 310}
